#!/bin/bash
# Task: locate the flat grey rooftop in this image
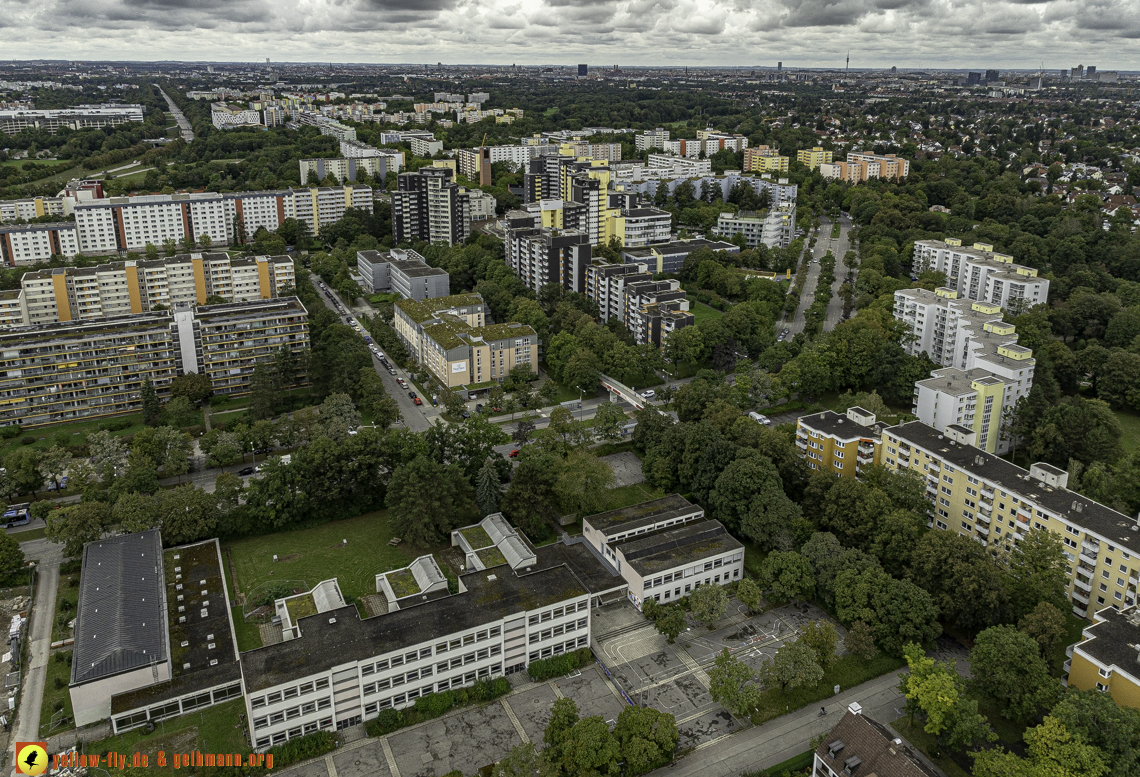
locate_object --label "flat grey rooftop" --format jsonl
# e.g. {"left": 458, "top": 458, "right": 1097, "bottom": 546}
{"left": 582, "top": 494, "right": 700, "bottom": 537}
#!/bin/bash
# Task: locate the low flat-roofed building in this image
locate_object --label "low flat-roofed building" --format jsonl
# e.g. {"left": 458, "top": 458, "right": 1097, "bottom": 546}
{"left": 621, "top": 238, "right": 739, "bottom": 275}
{"left": 239, "top": 557, "right": 594, "bottom": 748}
{"left": 582, "top": 495, "right": 743, "bottom": 610}
{"left": 356, "top": 248, "right": 450, "bottom": 299}
{"left": 72, "top": 532, "right": 242, "bottom": 731}
{"left": 1066, "top": 605, "right": 1140, "bottom": 709}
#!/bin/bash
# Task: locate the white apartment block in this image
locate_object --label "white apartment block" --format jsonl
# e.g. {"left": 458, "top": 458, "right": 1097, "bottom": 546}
{"left": 292, "top": 186, "right": 373, "bottom": 234}
{"left": 297, "top": 112, "right": 357, "bottom": 142}
{"left": 0, "top": 222, "right": 80, "bottom": 265}
{"left": 585, "top": 261, "right": 653, "bottom": 324}
{"left": 635, "top": 128, "right": 671, "bottom": 152}
{"left": 341, "top": 139, "right": 405, "bottom": 164}
{"left": 618, "top": 172, "right": 797, "bottom": 209}
{"left": 409, "top": 137, "right": 444, "bottom": 157}
{"left": 300, "top": 156, "right": 401, "bottom": 184}
{"left": 620, "top": 207, "right": 672, "bottom": 247}
{"left": 0, "top": 104, "right": 144, "bottom": 135}
{"left": 0, "top": 196, "right": 68, "bottom": 223}
{"left": 895, "top": 287, "right": 1035, "bottom": 454}
{"left": 582, "top": 495, "right": 743, "bottom": 611}
{"left": 8, "top": 253, "right": 295, "bottom": 328}
{"left": 72, "top": 191, "right": 290, "bottom": 254}
{"left": 714, "top": 202, "right": 797, "bottom": 248}
{"left": 646, "top": 154, "right": 713, "bottom": 176}
{"left": 211, "top": 103, "right": 262, "bottom": 130}
{"left": 911, "top": 238, "right": 1049, "bottom": 311}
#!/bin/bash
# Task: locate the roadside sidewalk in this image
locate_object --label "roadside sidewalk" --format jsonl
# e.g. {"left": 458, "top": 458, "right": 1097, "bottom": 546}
{"left": 650, "top": 671, "right": 907, "bottom": 777}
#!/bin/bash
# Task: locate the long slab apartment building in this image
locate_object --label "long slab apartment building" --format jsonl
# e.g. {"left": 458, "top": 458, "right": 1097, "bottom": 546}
{"left": 0, "top": 296, "right": 309, "bottom": 427}
{"left": 0, "top": 186, "right": 372, "bottom": 264}
{"left": 1, "top": 252, "right": 294, "bottom": 327}
{"left": 78, "top": 492, "right": 744, "bottom": 746}
{"left": 796, "top": 409, "right": 1140, "bottom": 623}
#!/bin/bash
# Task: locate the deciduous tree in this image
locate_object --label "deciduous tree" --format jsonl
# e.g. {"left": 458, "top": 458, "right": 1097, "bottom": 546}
{"left": 689, "top": 583, "right": 729, "bottom": 628}
{"left": 970, "top": 625, "right": 1061, "bottom": 722}
{"left": 708, "top": 648, "right": 762, "bottom": 718}
{"left": 759, "top": 640, "right": 823, "bottom": 694}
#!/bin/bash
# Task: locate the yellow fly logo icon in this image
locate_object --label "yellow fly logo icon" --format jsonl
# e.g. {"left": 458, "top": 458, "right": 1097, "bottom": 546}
{"left": 16, "top": 743, "right": 48, "bottom": 776}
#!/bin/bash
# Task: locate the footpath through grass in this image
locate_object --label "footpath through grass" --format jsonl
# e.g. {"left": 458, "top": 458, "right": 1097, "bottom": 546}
{"left": 223, "top": 511, "right": 415, "bottom": 603}
{"left": 750, "top": 653, "right": 906, "bottom": 725}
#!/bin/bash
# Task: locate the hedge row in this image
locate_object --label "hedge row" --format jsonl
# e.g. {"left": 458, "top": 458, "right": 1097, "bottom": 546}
{"left": 267, "top": 731, "right": 337, "bottom": 769}
{"left": 526, "top": 647, "right": 593, "bottom": 682}
{"left": 365, "top": 677, "right": 510, "bottom": 737}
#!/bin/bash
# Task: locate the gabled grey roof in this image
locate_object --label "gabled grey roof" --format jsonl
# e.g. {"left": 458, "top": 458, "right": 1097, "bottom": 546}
{"left": 71, "top": 530, "right": 168, "bottom": 686}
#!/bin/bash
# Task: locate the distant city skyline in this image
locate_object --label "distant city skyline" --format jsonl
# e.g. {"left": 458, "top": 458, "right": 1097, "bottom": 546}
{"left": 1, "top": 0, "right": 1138, "bottom": 69}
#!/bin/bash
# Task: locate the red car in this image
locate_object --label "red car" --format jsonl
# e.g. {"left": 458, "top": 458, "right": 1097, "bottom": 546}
{"left": 413, "top": 397, "right": 423, "bottom": 405}
{"left": 509, "top": 449, "right": 520, "bottom": 458}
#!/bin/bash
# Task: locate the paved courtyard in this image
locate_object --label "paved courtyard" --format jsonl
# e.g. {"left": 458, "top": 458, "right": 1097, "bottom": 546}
{"left": 599, "top": 451, "right": 646, "bottom": 487}
{"left": 275, "top": 600, "right": 849, "bottom": 777}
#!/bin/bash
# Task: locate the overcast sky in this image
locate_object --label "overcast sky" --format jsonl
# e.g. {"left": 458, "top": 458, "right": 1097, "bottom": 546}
{"left": 2, "top": 0, "right": 1138, "bottom": 70}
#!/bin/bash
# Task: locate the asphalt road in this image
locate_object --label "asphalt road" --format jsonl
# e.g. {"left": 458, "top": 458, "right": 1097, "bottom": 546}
{"left": 8, "top": 538, "right": 65, "bottom": 766}
{"left": 307, "top": 276, "right": 438, "bottom": 433}
{"left": 784, "top": 222, "right": 822, "bottom": 337}
{"left": 821, "top": 215, "right": 855, "bottom": 331}
{"left": 156, "top": 85, "right": 194, "bottom": 143}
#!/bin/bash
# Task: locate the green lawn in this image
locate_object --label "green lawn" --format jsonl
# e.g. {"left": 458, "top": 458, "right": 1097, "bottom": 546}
{"left": 0, "top": 158, "right": 74, "bottom": 171}
{"left": 39, "top": 652, "right": 74, "bottom": 737}
{"left": 1117, "top": 410, "right": 1140, "bottom": 455}
{"left": 89, "top": 698, "right": 248, "bottom": 777}
{"left": 1051, "top": 614, "right": 1088, "bottom": 677}
{"left": 750, "top": 653, "right": 906, "bottom": 726}
{"left": 12, "top": 527, "right": 47, "bottom": 544}
{"left": 830, "top": 222, "right": 841, "bottom": 239}
{"left": 2, "top": 411, "right": 148, "bottom": 456}
{"left": 688, "top": 299, "right": 725, "bottom": 324}
{"left": 589, "top": 482, "right": 668, "bottom": 515}
{"left": 230, "top": 605, "right": 263, "bottom": 652}
{"left": 223, "top": 510, "right": 415, "bottom": 603}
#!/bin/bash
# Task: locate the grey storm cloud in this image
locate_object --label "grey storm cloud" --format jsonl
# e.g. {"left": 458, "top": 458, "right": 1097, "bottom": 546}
{"left": 0, "top": 0, "right": 1137, "bottom": 67}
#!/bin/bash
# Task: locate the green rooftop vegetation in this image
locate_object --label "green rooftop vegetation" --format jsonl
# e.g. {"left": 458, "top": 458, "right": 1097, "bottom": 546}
{"left": 476, "top": 547, "right": 508, "bottom": 568}
{"left": 459, "top": 526, "right": 493, "bottom": 550}
{"left": 386, "top": 569, "right": 421, "bottom": 598}
{"left": 285, "top": 593, "right": 317, "bottom": 622}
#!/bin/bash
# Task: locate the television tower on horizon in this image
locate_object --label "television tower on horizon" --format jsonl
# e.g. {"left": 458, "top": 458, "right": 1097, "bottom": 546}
{"left": 846, "top": 52, "right": 850, "bottom": 77}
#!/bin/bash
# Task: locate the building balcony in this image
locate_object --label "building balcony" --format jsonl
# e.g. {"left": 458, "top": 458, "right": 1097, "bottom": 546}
{"left": 978, "top": 496, "right": 993, "bottom": 512}
{"left": 1073, "top": 577, "right": 1092, "bottom": 593}
{"left": 795, "top": 439, "right": 807, "bottom": 451}
{"left": 1071, "top": 590, "right": 1090, "bottom": 605}
{"left": 1063, "top": 659, "right": 1071, "bottom": 675}
{"left": 976, "top": 525, "right": 989, "bottom": 537}
{"left": 1066, "top": 644, "right": 1075, "bottom": 659}
{"left": 1080, "top": 548, "right": 1098, "bottom": 563}
{"left": 976, "top": 513, "right": 990, "bottom": 525}
{"left": 1072, "top": 605, "right": 1088, "bottom": 618}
